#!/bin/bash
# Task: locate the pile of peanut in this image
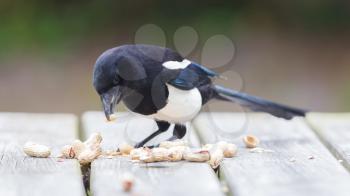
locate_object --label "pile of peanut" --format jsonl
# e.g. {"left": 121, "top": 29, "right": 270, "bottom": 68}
{"left": 117, "top": 140, "right": 237, "bottom": 169}
{"left": 23, "top": 133, "right": 261, "bottom": 168}
{"left": 60, "top": 133, "right": 103, "bottom": 164}
{"left": 23, "top": 133, "right": 103, "bottom": 165}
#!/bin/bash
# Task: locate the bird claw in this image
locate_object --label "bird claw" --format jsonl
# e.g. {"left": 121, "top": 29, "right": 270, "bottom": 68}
{"left": 134, "top": 142, "right": 158, "bottom": 149}
{"left": 134, "top": 142, "right": 144, "bottom": 148}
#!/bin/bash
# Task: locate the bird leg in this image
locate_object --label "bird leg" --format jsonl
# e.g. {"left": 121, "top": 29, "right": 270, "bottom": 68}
{"left": 168, "top": 124, "right": 187, "bottom": 141}
{"left": 146, "top": 124, "right": 187, "bottom": 148}
{"left": 134, "top": 121, "right": 170, "bottom": 148}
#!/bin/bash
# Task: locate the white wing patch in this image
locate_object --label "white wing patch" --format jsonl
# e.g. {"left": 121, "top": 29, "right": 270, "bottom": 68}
{"left": 148, "top": 84, "right": 202, "bottom": 123}
{"left": 162, "top": 59, "right": 191, "bottom": 70}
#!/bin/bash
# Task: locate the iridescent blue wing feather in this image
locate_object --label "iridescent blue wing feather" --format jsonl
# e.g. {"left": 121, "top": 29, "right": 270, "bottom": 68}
{"left": 168, "top": 61, "right": 215, "bottom": 90}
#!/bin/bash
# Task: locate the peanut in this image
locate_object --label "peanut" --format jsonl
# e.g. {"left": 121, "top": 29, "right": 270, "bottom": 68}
{"left": 139, "top": 148, "right": 155, "bottom": 163}
{"left": 60, "top": 133, "right": 103, "bottom": 164}
{"left": 243, "top": 135, "right": 259, "bottom": 148}
{"left": 78, "top": 148, "right": 102, "bottom": 165}
{"left": 107, "top": 114, "right": 117, "bottom": 122}
{"left": 77, "top": 133, "right": 102, "bottom": 164}
{"left": 72, "top": 140, "right": 86, "bottom": 157}
{"left": 168, "top": 146, "right": 188, "bottom": 161}
{"left": 223, "top": 143, "right": 237, "bottom": 158}
{"left": 84, "top": 133, "right": 102, "bottom": 150}
{"left": 209, "top": 148, "right": 224, "bottom": 169}
{"left": 119, "top": 143, "right": 134, "bottom": 155}
{"left": 130, "top": 148, "right": 150, "bottom": 160}
{"left": 183, "top": 149, "right": 210, "bottom": 162}
{"left": 151, "top": 147, "right": 170, "bottom": 162}
{"left": 159, "top": 140, "right": 187, "bottom": 149}
{"left": 216, "top": 141, "right": 237, "bottom": 158}
{"left": 139, "top": 147, "right": 170, "bottom": 163}
{"left": 61, "top": 144, "right": 75, "bottom": 159}
{"left": 139, "top": 154, "right": 155, "bottom": 163}
{"left": 23, "top": 142, "right": 51, "bottom": 158}
{"left": 60, "top": 140, "right": 86, "bottom": 159}
{"left": 121, "top": 173, "right": 134, "bottom": 192}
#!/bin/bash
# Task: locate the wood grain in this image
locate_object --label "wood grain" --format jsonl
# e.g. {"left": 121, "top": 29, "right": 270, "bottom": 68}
{"left": 306, "top": 113, "right": 350, "bottom": 170}
{"left": 82, "top": 111, "right": 224, "bottom": 196}
{"left": 193, "top": 112, "right": 350, "bottom": 196}
{"left": 0, "top": 113, "right": 85, "bottom": 196}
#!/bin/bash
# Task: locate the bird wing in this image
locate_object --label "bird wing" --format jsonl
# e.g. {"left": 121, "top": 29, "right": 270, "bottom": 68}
{"left": 188, "top": 61, "right": 219, "bottom": 78}
{"left": 167, "top": 61, "right": 217, "bottom": 90}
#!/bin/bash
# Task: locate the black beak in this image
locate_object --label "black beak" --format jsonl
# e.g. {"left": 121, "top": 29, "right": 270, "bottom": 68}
{"left": 101, "top": 86, "right": 121, "bottom": 121}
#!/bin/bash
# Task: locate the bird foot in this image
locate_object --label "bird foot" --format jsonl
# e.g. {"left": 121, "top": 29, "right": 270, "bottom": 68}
{"left": 134, "top": 142, "right": 159, "bottom": 149}
{"left": 134, "top": 142, "right": 144, "bottom": 148}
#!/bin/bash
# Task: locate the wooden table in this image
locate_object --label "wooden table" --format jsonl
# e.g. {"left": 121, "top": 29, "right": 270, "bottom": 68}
{"left": 1, "top": 111, "right": 350, "bottom": 196}
{"left": 0, "top": 113, "right": 85, "bottom": 196}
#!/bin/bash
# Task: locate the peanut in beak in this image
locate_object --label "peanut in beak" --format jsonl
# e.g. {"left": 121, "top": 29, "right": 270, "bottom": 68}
{"left": 106, "top": 114, "right": 117, "bottom": 122}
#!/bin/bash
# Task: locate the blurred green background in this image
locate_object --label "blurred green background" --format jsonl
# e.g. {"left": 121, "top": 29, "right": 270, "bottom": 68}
{"left": 1, "top": 0, "right": 350, "bottom": 114}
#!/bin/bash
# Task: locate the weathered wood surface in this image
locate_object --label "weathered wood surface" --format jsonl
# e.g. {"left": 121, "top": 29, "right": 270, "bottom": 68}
{"left": 306, "top": 113, "right": 350, "bottom": 170}
{"left": 82, "top": 111, "right": 224, "bottom": 196}
{"left": 0, "top": 113, "right": 85, "bottom": 196}
{"left": 193, "top": 112, "right": 350, "bottom": 196}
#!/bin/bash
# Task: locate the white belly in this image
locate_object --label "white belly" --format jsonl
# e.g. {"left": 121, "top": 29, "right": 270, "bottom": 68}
{"left": 148, "top": 84, "right": 202, "bottom": 123}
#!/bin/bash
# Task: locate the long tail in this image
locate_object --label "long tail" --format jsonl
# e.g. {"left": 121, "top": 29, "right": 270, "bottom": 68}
{"left": 213, "top": 85, "right": 306, "bottom": 120}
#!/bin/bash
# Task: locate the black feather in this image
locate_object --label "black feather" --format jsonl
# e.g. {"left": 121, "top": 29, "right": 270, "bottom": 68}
{"left": 168, "top": 62, "right": 215, "bottom": 90}
{"left": 214, "top": 85, "right": 306, "bottom": 120}
{"left": 188, "top": 62, "right": 219, "bottom": 77}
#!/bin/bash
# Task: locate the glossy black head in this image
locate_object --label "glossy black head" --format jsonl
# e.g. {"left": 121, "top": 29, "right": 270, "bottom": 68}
{"left": 93, "top": 44, "right": 184, "bottom": 120}
{"left": 93, "top": 48, "right": 122, "bottom": 121}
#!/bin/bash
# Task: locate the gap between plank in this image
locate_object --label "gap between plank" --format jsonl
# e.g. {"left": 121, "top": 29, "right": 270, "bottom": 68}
{"left": 77, "top": 118, "right": 92, "bottom": 196}
{"left": 191, "top": 123, "right": 232, "bottom": 196}
{"left": 304, "top": 118, "right": 350, "bottom": 171}
{"left": 81, "top": 163, "right": 92, "bottom": 196}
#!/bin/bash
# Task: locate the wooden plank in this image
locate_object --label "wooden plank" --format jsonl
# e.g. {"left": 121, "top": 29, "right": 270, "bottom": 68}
{"left": 193, "top": 112, "right": 350, "bottom": 196}
{"left": 306, "top": 113, "right": 350, "bottom": 170}
{"left": 82, "top": 111, "right": 224, "bottom": 196}
{"left": 0, "top": 113, "right": 85, "bottom": 196}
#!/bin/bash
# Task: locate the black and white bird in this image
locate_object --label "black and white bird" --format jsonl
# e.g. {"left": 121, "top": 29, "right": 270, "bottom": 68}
{"left": 93, "top": 44, "right": 306, "bottom": 147}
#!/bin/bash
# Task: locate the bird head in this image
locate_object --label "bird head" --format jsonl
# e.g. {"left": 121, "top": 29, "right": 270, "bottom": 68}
{"left": 93, "top": 49, "right": 123, "bottom": 121}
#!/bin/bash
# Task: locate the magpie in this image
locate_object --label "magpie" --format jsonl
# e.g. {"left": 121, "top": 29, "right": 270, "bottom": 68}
{"left": 93, "top": 44, "right": 306, "bottom": 148}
